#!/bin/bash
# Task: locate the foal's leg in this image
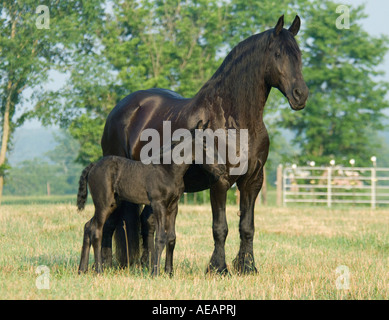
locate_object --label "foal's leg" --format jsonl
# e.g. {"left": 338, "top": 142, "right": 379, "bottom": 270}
{"left": 208, "top": 179, "right": 229, "bottom": 274}
{"left": 234, "top": 167, "right": 263, "bottom": 274}
{"left": 165, "top": 201, "right": 178, "bottom": 276}
{"left": 79, "top": 218, "right": 93, "bottom": 274}
{"left": 91, "top": 207, "right": 115, "bottom": 273}
{"left": 151, "top": 202, "right": 167, "bottom": 276}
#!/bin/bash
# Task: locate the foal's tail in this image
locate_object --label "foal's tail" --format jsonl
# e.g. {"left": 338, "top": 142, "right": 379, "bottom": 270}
{"left": 77, "top": 163, "right": 95, "bottom": 211}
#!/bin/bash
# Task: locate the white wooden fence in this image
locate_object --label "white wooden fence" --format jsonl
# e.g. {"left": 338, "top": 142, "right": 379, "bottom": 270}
{"left": 280, "top": 165, "right": 389, "bottom": 208}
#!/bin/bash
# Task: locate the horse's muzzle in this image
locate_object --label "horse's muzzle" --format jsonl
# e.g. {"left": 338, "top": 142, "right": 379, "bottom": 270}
{"left": 289, "top": 84, "right": 309, "bottom": 110}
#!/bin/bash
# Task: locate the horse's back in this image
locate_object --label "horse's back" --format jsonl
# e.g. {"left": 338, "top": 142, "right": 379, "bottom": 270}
{"left": 101, "top": 88, "right": 190, "bottom": 158}
{"left": 110, "top": 88, "right": 188, "bottom": 118}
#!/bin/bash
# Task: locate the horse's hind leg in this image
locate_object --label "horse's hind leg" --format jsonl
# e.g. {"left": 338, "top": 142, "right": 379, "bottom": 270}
{"left": 101, "top": 207, "right": 120, "bottom": 268}
{"left": 140, "top": 205, "right": 154, "bottom": 269}
{"left": 79, "top": 218, "right": 93, "bottom": 274}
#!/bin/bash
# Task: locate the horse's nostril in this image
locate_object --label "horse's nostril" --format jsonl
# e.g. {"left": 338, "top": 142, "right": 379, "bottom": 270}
{"left": 293, "top": 88, "right": 302, "bottom": 101}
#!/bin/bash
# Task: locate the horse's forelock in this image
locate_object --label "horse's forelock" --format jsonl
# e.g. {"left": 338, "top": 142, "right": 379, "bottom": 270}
{"left": 278, "top": 30, "right": 301, "bottom": 60}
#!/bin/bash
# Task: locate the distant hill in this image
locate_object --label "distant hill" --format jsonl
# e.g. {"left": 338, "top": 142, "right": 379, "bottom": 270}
{"left": 8, "top": 126, "right": 58, "bottom": 165}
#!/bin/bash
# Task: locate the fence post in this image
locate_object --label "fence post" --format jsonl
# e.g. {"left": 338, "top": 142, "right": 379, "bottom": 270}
{"left": 327, "top": 167, "right": 332, "bottom": 208}
{"left": 276, "top": 164, "right": 283, "bottom": 206}
{"left": 371, "top": 167, "right": 376, "bottom": 209}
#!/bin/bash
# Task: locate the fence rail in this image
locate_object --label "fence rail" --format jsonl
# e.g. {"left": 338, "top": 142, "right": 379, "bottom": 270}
{"left": 281, "top": 165, "right": 389, "bottom": 208}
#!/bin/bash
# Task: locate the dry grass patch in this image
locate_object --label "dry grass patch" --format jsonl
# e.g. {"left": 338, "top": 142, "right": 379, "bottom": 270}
{"left": 0, "top": 203, "right": 388, "bottom": 299}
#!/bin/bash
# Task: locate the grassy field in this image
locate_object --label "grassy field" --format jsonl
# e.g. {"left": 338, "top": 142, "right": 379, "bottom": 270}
{"left": 0, "top": 199, "right": 388, "bottom": 299}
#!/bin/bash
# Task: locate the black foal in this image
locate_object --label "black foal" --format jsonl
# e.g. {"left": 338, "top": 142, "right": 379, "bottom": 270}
{"left": 77, "top": 120, "right": 224, "bottom": 275}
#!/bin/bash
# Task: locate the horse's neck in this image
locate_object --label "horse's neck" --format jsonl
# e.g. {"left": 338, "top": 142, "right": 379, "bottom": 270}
{"left": 192, "top": 32, "right": 271, "bottom": 127}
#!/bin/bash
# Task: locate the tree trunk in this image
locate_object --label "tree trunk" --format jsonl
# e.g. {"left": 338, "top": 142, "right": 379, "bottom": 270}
{"left": 0, "top": 83, "right": 12, "bottom": 202}
{"left": 0, "top": 11, "right": 17, "bottom": 203}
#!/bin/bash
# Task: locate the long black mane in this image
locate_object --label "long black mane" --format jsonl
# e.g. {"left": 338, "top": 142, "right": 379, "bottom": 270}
{"left": 205, "top": 29, "right": 300, "bottom": 88}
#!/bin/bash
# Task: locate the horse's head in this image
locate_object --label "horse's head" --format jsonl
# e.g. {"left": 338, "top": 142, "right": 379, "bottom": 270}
{"left": 265, "top": 15, "right": 309, "bottom": 110}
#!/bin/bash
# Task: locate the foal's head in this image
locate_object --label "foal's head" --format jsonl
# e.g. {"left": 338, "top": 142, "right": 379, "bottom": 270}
{"left": 265, "top": 15, "right": 309, "bottom": 110}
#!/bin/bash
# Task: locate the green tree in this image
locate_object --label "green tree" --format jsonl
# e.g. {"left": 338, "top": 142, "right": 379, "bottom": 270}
{"left": 280, "top": 1, "right": 389, "bottom": 166}
{"left": 103, "top": 0, "right": 230, "bottom": 97}
{"left": 0, "top": 1, "right": 105, "bottom": 201}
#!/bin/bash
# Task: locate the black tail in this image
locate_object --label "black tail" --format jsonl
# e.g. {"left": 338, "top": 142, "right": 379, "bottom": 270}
{"left": 77, "top": 163, "right": 95, "bottom": 211}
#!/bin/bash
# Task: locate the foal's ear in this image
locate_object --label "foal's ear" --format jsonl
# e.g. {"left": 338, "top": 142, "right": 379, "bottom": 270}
{"left": 196, "top": 119, "right": 209, "bottom": 130}
{"left": 274, "top": 15, "right": 284, "bottom": 36}
{"left": 288, "top": 15, "right": 301, "bottom": 36}
{"left": 196, "top": 120, "right": 204, "bottom": 129}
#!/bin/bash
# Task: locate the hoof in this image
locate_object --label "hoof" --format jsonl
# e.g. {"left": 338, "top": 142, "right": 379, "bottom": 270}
{"left": 232, "top": 253, "right": 258, "bottom": 275}
{"left": 205, "top": 263, "right": 229, "bottom": 276}
{"left": 78, "top": 269, "right": 87, "bottom": 275}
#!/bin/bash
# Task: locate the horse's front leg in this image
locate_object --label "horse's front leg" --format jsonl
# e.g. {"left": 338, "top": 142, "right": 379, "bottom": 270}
{"left": 233, "top": 168, "right": 263, "bottom": 274}
{"left": 165, "top": 201, "right": 178, "bottom": 277}
{"left": 151, "top": 202, "right": 167, "bottom": 277}
{"left": 207, "top": 179, "right": 229, "bottom": 274}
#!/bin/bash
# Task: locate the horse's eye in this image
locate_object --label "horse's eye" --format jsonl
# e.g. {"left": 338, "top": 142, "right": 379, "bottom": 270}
{"left": 275, "top": 51, "right": 281, "bottom": 58}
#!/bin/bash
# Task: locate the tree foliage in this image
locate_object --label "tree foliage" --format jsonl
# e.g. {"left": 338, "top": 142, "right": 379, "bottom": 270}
{"left": 2, "top": 0, "right": 389, "bottom": 197}
{"left": 0, "top": 0, "right": 105, "bottom": 198}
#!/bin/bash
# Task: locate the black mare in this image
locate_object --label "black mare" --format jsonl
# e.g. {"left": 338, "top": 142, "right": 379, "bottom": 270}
{"left": 100, "top": 15, "right": 309, "bottom": 274}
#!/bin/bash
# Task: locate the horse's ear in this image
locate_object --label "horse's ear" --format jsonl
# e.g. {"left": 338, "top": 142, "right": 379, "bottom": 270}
{"left": 196, "top": 120, "right": 203, "bottom": 129}
{"left": 288, "top": 15, "right": 301, "bottom": 36}
{"left": 274, "top": 15, "right": 284, "bottom": 36}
